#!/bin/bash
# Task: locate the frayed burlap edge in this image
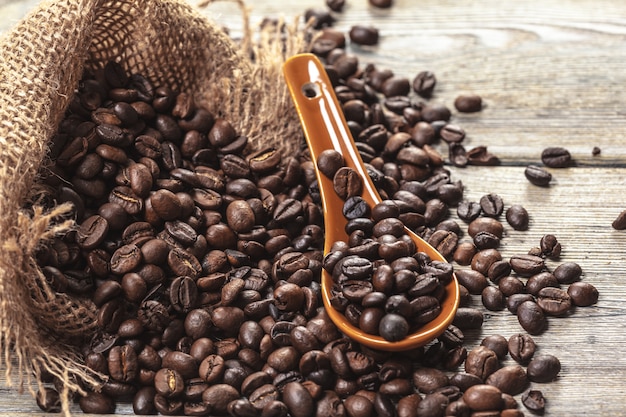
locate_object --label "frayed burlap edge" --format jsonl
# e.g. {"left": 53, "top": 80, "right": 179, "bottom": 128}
{"left": 0, "top": 0, "right": 309, "bottom": 414}
{"left": 198, "top": 0, "right": 310, "bottom": 159}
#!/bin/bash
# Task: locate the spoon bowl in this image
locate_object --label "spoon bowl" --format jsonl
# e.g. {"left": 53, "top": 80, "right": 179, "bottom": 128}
{"left": 283, "top": 53, "right": 459, "bottom": 351}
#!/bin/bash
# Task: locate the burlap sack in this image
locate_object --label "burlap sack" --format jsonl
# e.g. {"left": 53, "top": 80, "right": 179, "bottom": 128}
{"left": 0, "top": 0, "right": 306, "bottom": 413}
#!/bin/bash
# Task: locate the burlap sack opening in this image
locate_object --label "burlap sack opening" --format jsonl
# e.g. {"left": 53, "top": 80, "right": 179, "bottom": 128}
{"left": 0, "top": 0, "right": 306, "bottom": 413}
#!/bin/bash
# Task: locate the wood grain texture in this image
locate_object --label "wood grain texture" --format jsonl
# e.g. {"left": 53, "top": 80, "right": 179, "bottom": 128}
{"left": 2, "top": 0, "right": 626, "bottom": 415}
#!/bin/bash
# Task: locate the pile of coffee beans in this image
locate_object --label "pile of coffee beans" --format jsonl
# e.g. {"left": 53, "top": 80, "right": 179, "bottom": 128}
{"left": 31, "top": 6, "right": 601, "bottom": 417}
{"left": 315, "top": 149, "right": 451, "bottom": 341}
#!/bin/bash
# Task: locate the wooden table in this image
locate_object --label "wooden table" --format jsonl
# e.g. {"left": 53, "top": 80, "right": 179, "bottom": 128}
{"left": 1, "top": 0, "right": 626, "bottom": 415}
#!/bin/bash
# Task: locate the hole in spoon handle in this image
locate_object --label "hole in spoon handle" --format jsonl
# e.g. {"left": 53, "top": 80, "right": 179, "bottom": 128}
{"left": 283, "top": 53, "right": 382, "bottom": 206}
{"left": 301, "top": 82, "right": 321, "bottom": 99}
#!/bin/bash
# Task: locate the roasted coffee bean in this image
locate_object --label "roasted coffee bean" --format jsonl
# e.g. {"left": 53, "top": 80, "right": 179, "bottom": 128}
{"left": 449, "top": 372, "right": 483, "bottom": 393}
{"left": 567, "top": 281, "right": 598, "bottom": 306}
{"left": 506, "top": 204, "right": 529, "bottom": 231}
{"left": 445, "top": 399, "right": 470, "bottom": 417}
{"left": 282, "top": 382, "right": 314, "bottom": 417}
{"left": 317, "top": 150, "right": 345, "bottom": 179}
{"left": 369, "top": 0, "right": 393, "bottom": 7}
{"left": 423, "top": 198, "right": 447, "bottom": 226}
{"left": 153, "top": 394, "right": 183, "bottom": 415}
{"left": 437, "top": 325, "right": 464, "bottom": 349}
{"left": 132, "top": 387, "right": 156, "bottom": 415}
{"left": 468, "top": 217, "right": 503, "bottom": 239}
{"left": 457, "top": 200, "right": 481, "bottom": 223}
{"left": 76, "top": 215, "right": 109, "bottom": 250}
{"left": 481, "top": 286, "right": 504, "bottom": 311}
{"left": 517, "top": 301, "right": 547, "bottom": 335}
{"left": 333, "top": 167, "right": 363, "bottom": 200}
{"left": 416, "top": 392, "right": 449, "bottom": 417}
{"left": 612, "top": 209, "right": 626, "bottom": 229}
{"left": 412, "top": 367, "right": 449, "bottom": 394}
{"left": 397, "top": 146, "right": 430, "bottom": 166}
{"left": 480, "top": 335, "right": 508, "bottom": 360}
{"left": 343, "top": 394, "right": 373, "bottom": 417}
{"left": 36, "top": 388, "right": 62, "bottom": 413}
{"left": 426, "top": 229, "right": 457, "bottom": 260}
{"left": 454, "top": 269, "right": 487, "bottom": 295}
{"left": 108, "top": 345, "right": 138, "bottom": 383}
{"left": 553, "top": 261, "right": 582, "bottom": 284}
{"left": 527, "top": 354, "right": 561, "bottom": 383}
{"left": 160, "top": 351, "right": 198, "bottom": 381}
{"left": 473, "top": 231, "right": 499, "bottom": 250}
{"left": 453, "top": 242, "right": 477, "bottom": 266}
{"left": 381, "top": 76, "right": 410, "bottom": 98}
{"left": 463, "top": 384, "right": 503, "bottom": 411}
{"left": 466, "top": 145, "right": 499, "bottom": 166}
{"left": 521, "top": 390, "right": 546, "bottom": 413}
{"left": 471, "top": 249, "right": 502, "bottom": 276}
{"left": 79, "top": 392, "right": 115, "bottom": 414}
{"left": 487, "top": 260, "right": 511, "bottom": 283}
{"left": 526, "top": 272, "right": 559, "bottom": 296}
{"left": 539, "top": 234, "right": 561, "bottom": 258}
{"left": 249, "top": 384, "right": 281, "bottom": 411}
{"left": 498, "top": 276, "right": 525, "bottom": 297}
{"left": 509, "top": 254, "right": 544, "bottom": 277}
{"left": 485, "top": 365, "right": 528, "bottom": 395}
{"left": 448, "top": 142, "right": 468, "bottom": 167}
{"left": 440, "top": 124, "right": 465, "bottom": 143}
{"left": 349, "top": 25, "right": 379, "bottom": 46}
{"left": 453, "top": 307, "right": 483, "bottom": 330}
{"left": 410, "top": 295, "right": 442, "bottom": 325}
{"left": 326, "top": 0, "right": 345, "bottom": 11}
{"left": 211, "top": 306, "right": 245, "bottom": 334}
{"left": 537, "top": 287, "right": 571, "bottom": 316}
{"left": 378, "top": 313, "right": 409, "bottom": 341}
{"left": 541, "top": 146, "right": 572, "bottom": 168}
{"left": 168, "top": 276, "right": 198, "bottom": 314}
{"left": 110, "top": 244, "right": 142, "bottom": 275}
{"left": 343, "top": 196, "right": 370, "bottom": 219}
{"left": 167, "top": 247, "right": 202, "bottom": 278}
{"left": 109, "top": 186, "right": 143, "bottom": 215}
{"left": 202, "top": 384, "right": 240, "bottom": 415}
{"left": 274, "top": 283, "right": 305, "bottom": 311}
{"left": 524, "top": 165, "right": 552, "bottom": 186}
{"left": 373, "top": 392, "right": 396, "bottom": 417}
{"left": 506, "top": 293, "right": 534, "bottom": 315}
{"left": 454, "top": 94, "right": 482, "bottom": 113}
{"left": 479, "top": 193, "right": 504, "bottom": 218}
{"left": 412, "top": 71, "right": 436, "bottom": 98}
{"left": 465, "top": 346, "right": 499, "bottom": 380}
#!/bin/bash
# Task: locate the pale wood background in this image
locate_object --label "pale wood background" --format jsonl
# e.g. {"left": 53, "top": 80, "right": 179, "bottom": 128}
{"left": 1, "top": 0, "right": 626, "bottom": 415}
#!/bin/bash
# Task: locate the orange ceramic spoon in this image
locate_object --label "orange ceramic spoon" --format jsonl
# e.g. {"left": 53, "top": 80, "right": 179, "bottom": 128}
{"left": 283, "top": 53, "right": 460, "bottom": 351}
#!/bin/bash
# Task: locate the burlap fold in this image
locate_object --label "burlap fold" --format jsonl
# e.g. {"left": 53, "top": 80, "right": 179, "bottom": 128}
{"left": 0, "top": 0, "right": 305, "bottom": 413}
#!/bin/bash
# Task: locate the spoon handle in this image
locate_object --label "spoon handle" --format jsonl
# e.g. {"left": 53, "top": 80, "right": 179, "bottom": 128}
{"left": 283, "top": 53, "right": 381, "bottom": 249}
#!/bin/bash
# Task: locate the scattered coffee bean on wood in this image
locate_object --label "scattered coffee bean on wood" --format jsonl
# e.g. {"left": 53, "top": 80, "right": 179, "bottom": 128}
{"left": 454, "top": 94, "right": 483, "bottom": 113}
{"left": 412, "top": 71, "right": 437, "bottom": 98}
{"left": 541, "top": 146, "right": 572, "bottom": 168}
{"left": 506, "top": 204, "right": 530, "bottom": 231}
{"left": 612, "top": 209, "right": 626, "bottom": 230}
{"left": 326, "top": 0, "right": 345, "bottom": 12}
{"left": 349, "top": 25, "right": 379, "bottom": 46}
{"left": 524, "top": 165, "right": 552, "bottom": 186}
{"left": 369, "top": 0, "right": 393, "bottom": 8}
{"left": 522, "top": 389, "right": 547, "bottom": 413}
